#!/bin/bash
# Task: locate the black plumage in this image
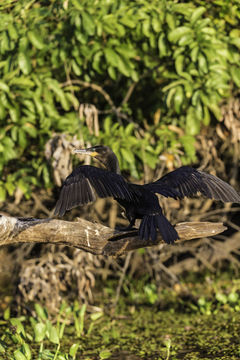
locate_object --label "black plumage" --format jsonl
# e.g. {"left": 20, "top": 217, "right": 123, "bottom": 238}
{"left": 54, "top": 145, "right": 240, "bottom": 244}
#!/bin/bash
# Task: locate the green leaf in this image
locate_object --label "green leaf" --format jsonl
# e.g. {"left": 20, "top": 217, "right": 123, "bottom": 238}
{"left": 104, "top": 48, "right": 120, "bottom": 67}
{"left": 108, "top": 66, "right": 117, "bottom": 80}
{"left": 121, "top": 148, "right": 135, "bottom": 165}
{"left": 208, "top": 103, "right": 222, "bottom": 120}
{"left": 103, "top": 117, "right": 112, "bottom": 135}
{"left": 18, "top": 128, "right": 27, "bottom": 148}
{"left": 92, "top": 51, "right": 103, "bottom": 73}
{"left": 0, "top": 80, "right": 9, "bottom": 93}
{"left": 19, "top": 37, "right": 29, "bottom": 52}
{"left": 166, "top": 12, "right": 175, "bottom": 30}
{"left": 190, "top": 46, "right": 199, "bottom": 62}
{"left": 14, "top": 350, "right": 28, "bottom": 360}
{"left": 9, "top": 107, "right": 20, "bottom": 122}
{"left": 22, "top": 124, "right": 37, "bottom": 138}
{"left": 178, "top": 33, "right": 193, "bottom": 46}
{"left": 0, "top": 342, "right": 5, "bottom": 353}
{"left": 49, "top": 325, "right": 59, "bottom": 344}
{"left": 10, "top": 318, "right": 26, "bottom": 336}
{"left": 18, "top": 52, "right": 32, "bottom": 75}
{"left": 216, "top": 293, "right": 227, "bottom": 304}
{"left": 34, "top": 323, "right": 46, "bottom": 342}
{"left": 174, "top": 86, "right": 184, "bottom": 114}
{"left": 21, "top": 343, "right": 32, "bottom": 360}
{"left": 175, "top": 55, "right": 184, "bottom": 75}
{"left": 117, "top": 55, "right": 131, "bottom": 77}
{"left": 190, "top": 7, "right": 206, "bottom": 24}
{"left": 90, "top": 312, "right": 103, "bottom": 321}
{"left": 144, "top": 151, "right": 158, "bottom": 169}
{"left": 28, "top": 31, "right": 45, "bottom": 50}
{"left": 8, "top": 23, "right": 18, "bottom": 40}
{"left": 142, "top": 19, "right": 151, "bottom": 37}
{"left": 119, "top": 16, "right": 135, "bottom": 28}
{"left": 230, "top": 37, "right": 240, "bottom": 49}
{"left": 152, "top": 16, "right": 162, "bottom": 33}
{"left": 35, "top": 303, "right": 48, "bottom": 321}
{"left": 9, "top": 77, "right": 35, "bottom": 87}
{"left": 3, "top": 306, "right": 10, "bottom": 320}
{"left": 1, "top": 31, "right": 10, "bottom": 53}
{"left": 158, "top": 33, "right": 167, "bottom": 57}
{"left": 45, "top": 79, "right": 69, "bottom": 110}
{"left": 72, "top": 0, "right": 82, "bottom": 11}
{"left": 69, "top": 344, "right": 79, "bottom": 358}
{"left": 81, "top": 12, "right": 95, "bottom": 36}
{"left": 186, "top": 107, "right": 200, "bottom": 135}
{"left": 99, "top": 350, "right": 112, "bottom": 359}
{"left": 166, "top": 87, "right": 177, "bottom": 108}
{"left": 230, "top": 66, "right": 240, "bottom": 87}
{"left": 125, "top": 123, "right": 135, "bottom": 136}
{"left": 168, "top": 27, "right": 192, "bottom": 43}
{"left": 71, "top": 59, "right": 81, "bottom": 75}
{"left": 198, "top": 53, "right": 208, "bottom": 74}
{"left": 0, "top": 186, "right": 6, "bottom": 202}
{"left": 201, "top": 27, "right": 215, "bottom": 35}
{"left": 0, "top": 103, "right": 6, "bottom": 120}
{"left": 203, "top": 105, "right": 210, "bottom": 126}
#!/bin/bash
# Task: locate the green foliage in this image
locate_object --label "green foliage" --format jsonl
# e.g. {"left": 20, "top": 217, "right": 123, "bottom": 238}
{"left": 0, "top": 301, "right": 104, "bottom": 359}
{"left": 0, "top": 0, "right": 240, "bottom": 199}
{"left": 1, "top": 274, "right": 240, "bottom": 359}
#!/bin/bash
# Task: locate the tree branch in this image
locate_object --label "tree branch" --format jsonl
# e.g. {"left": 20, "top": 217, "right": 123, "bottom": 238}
{"left": 60, "top": 79, "right": 116, "bottom": 110}
{"left": 0, "top": 214, "right": 227, "bottom": 257}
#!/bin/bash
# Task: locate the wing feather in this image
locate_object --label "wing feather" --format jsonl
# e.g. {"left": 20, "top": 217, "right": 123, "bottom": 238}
{"left": 54, "top": 165, "right": 135, "bottom": 216}
{"left": 149, "top": 166, "right": 240, "bottom": 203}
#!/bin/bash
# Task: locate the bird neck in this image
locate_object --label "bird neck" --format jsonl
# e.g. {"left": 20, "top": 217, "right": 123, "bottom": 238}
{"left": 105, "top": 153, "right": 121, "bottom": 174}
{"left": 98, "top": 152, "right": 121, "bottom": 174}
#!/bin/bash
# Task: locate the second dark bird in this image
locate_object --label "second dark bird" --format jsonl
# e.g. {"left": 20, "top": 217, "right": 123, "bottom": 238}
{"left": 54, "top": 145, "right": 240, "bottom": 244}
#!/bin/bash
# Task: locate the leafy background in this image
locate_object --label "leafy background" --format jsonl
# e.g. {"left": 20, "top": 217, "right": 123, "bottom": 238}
{"left": 0, "top": 2, "right": 240, "bottom": 358}
{"left": 0, "top": 0, "right": 240, "bottom": 201}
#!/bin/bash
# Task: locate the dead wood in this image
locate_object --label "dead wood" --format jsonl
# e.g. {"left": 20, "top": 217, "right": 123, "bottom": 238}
{"left": 0, "top": 214, "right": 227, "bottom": 257}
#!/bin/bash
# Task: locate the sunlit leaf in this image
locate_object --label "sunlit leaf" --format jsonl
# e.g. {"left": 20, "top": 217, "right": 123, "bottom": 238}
{"left": 168, "top": 26, "right": 192, "bottom": 43}
{"left": 190, "top": 7, "right": 206, "bottom": 24}
{"left": 69, "top": 343, "right": 79, "bottom": 358}
{"left": 18, "top": 52, "right": 31, "bottom": 75}
{"left": 13, "top": 350, "right": 28, "bottom": 360}
{"left": 0, "top": 80, "right": 9, "bottom": 93}
{"left": 34, "top": 322, "right": 46, "bottom": 342}
{"left": 81, "top": 11, "right": 95, "bottom": 36}
{"left": 49, "top": 325, "right": 59, "bottom": 344}
{"left": 28, "top": 30, "right": 45, "bottom": 50}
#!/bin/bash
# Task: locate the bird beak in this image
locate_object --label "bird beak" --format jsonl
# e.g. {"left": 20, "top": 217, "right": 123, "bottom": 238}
{"left": 73, "top": 149, "right": 98, "bottom": 157}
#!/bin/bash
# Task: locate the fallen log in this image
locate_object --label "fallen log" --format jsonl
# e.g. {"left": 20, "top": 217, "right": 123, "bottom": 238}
{"left": 0, "top": 214, "right": 227, "bottom": 257}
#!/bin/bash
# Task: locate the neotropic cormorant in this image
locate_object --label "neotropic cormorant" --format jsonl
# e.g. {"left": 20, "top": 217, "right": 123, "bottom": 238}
{"left": 54, "top": 145, "right": 240, "bottom": 244}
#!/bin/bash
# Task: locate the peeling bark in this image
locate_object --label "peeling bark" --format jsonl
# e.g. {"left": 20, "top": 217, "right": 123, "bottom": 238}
{"left": 0, "top": 214, "right": 227, "bottom": 256}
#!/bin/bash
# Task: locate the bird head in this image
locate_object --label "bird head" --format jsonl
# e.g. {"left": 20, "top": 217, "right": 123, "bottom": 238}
{"left": 73, "top": 145, "right": 120, "bottom": 174}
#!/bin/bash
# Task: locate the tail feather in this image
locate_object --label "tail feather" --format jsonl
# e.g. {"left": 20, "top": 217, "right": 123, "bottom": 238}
{"left": 139, "top": 214, "right": 179, "bottom": 244}
{"left": 139, "top": 216, "right": 149, "bottom": 241}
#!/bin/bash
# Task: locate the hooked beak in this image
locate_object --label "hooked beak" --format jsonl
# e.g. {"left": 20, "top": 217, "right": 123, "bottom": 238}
{"left": 73, "top": 148, "right": 98, "bottom": 157}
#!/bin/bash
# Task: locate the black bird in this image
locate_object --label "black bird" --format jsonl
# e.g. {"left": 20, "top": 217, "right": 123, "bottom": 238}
{"left": 54, "top": 145, "right": 240, "bottom": 244}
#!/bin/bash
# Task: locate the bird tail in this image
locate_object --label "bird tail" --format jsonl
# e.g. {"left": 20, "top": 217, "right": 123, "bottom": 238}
{"left": 139, "top": 214, "right": 179, "bottom": 244}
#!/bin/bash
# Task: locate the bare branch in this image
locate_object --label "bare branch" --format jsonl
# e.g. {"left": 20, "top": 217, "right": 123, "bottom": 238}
{"left": 60, "top": 79, "right": 116, "bottom": 110}
{"left": 120, "top": 82, "right": 137, "bottom": 107}
{"left": 0, "top": 214, "right": 227, "bottom": 257}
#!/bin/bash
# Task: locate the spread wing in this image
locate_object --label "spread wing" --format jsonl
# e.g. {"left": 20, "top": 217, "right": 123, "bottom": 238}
{"left": 146, "top": 166, "right": 240, "bottom": 203}
{"left": 54, "top": 165, "right": 135, "bottom": 216}
{"left": 143, "top": 182, "right": 181, "bottom": 199}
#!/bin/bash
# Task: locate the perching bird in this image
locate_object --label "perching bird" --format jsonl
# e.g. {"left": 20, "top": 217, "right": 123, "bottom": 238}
{"left": 54, "top": 145, "right": 240, "bottom": 244}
